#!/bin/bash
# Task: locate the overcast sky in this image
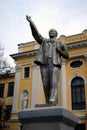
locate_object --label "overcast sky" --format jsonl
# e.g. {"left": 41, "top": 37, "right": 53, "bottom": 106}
{"left": 0, "top": 0, "right": 87, "bottom": 54}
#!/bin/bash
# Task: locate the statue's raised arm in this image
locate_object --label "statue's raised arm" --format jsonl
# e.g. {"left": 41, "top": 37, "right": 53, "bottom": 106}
{"left": 26, "top": 15, "right": 43, "bottom": 44}
{"left": 26, "top": 15, "right": 32, "bottom": 23}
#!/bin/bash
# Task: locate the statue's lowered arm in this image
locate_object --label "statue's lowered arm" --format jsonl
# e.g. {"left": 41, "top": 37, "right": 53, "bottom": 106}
{"left": 56, "top": 42, "right": 69, "bottom": 59}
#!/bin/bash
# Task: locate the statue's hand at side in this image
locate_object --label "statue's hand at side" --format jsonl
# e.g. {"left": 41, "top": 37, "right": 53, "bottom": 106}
{"left": 56, "top": 47, "right": 62, "bottom": 55}
{"left": 26, "top": 15, "right": 32, "bottom": 23}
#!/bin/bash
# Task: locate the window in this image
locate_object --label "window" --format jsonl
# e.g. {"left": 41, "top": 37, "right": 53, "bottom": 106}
{"left": 7, "top": 82, "right": 14, "bottom": 97}
{"left": 5, "top": 105, "right": 12, "bottom": 120}
{"left": 75, "top": 124, "right": 86, "bottom": 130}
{"left": 70, "top": 60, "right": 83, "bottom": 68}
{"left": 71, "top": 77, "right": 86, "bottom": 110}
{"left": 24, "top": 67, "right": 30, "bottom": 78}
{"left": 0, "top": 84, "right": 4, "bottom": 98}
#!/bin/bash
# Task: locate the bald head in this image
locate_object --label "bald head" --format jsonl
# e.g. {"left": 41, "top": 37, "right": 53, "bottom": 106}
{"left": 49, "top": 29, "right": 58, "bottom": 38}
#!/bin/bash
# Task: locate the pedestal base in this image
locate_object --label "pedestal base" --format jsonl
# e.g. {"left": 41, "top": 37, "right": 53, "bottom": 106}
{"left": 18, "top": 106, "right": 78, "bottom": 130}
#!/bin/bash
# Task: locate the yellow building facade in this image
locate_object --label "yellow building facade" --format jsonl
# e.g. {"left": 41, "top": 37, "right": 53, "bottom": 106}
{"left": 0, "top": 30, "right": 87, "bottom": 130}
{"left": 0, "top": 72, "right": 15, "bottom": 129}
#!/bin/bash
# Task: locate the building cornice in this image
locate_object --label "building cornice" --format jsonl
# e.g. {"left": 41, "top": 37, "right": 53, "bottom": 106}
{"left": 0, "top": 72, "right": 15, "bottom": 79}
{"left": 11, "top": 40, "right": 87, "bottom": 60}
{"left": 11, "top": 49, "right": 38, "bottom": 60}
{"left": 67, "top": 40, "right": 87, "bottom": 50}
{"left": 59, "top": 29, "right": 87, "bottom": 44}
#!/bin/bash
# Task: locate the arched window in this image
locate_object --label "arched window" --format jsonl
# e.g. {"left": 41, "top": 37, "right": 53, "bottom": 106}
{"left": 21, "top": 90, "right": 29, "bottom": 110}
{"left": 71, "top": 77, "right": 86, "bottom": 110}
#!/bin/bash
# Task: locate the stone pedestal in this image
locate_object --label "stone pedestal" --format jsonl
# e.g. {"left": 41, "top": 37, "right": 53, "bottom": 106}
{"left": 18, "top": 106, "right": 78, "bottom": 130}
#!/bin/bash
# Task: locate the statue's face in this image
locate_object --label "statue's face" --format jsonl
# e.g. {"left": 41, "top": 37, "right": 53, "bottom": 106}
{"left": 49, "top": 29, "right": 58, "bottom": 38}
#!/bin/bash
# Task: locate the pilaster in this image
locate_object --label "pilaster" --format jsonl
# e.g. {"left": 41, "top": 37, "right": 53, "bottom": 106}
{"left": 12, "top": 65, "right": 21, "bottom": 113}
{"left": 31, "top": 64, "right": 38, "bottom": 108}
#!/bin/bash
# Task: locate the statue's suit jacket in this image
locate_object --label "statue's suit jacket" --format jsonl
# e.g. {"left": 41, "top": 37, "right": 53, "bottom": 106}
{"left": 34, "top": 38, "right": 67, "bottom": 68}
{"left": 29, "top": 21, "right": 67, "bottom": 67}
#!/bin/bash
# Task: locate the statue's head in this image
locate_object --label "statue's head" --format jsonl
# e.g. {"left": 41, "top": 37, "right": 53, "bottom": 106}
{"left": 49, "top": 29, "right": 58, "bottom": 38}
{"left": 0, "top": 43, "right": 4, "bottom": 57}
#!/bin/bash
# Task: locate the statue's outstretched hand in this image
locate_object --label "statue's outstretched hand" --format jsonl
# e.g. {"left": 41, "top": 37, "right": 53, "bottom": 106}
{"left": 26, "top": 15, "right": 32, "bottom": 23}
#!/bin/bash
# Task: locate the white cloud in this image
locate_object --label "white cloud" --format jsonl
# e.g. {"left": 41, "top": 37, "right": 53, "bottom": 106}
{"left": 0, "top": 0, "right": 87, "bottom": 54}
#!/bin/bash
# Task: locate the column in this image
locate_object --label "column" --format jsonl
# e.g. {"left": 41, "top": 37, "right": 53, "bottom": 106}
{"left": 12, "top": 65, "right": 21, "bottom": 113}
{"left": 61, "top": 59, "right": 67, "bottom": 108}
{"left": 31, "top": 64, "right": 38, "bottom": 108}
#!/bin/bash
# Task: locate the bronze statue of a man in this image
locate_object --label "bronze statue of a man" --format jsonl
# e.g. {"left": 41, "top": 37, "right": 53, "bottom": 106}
{"left": 26, "top": 15, "right": 69, "bottom": 105}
